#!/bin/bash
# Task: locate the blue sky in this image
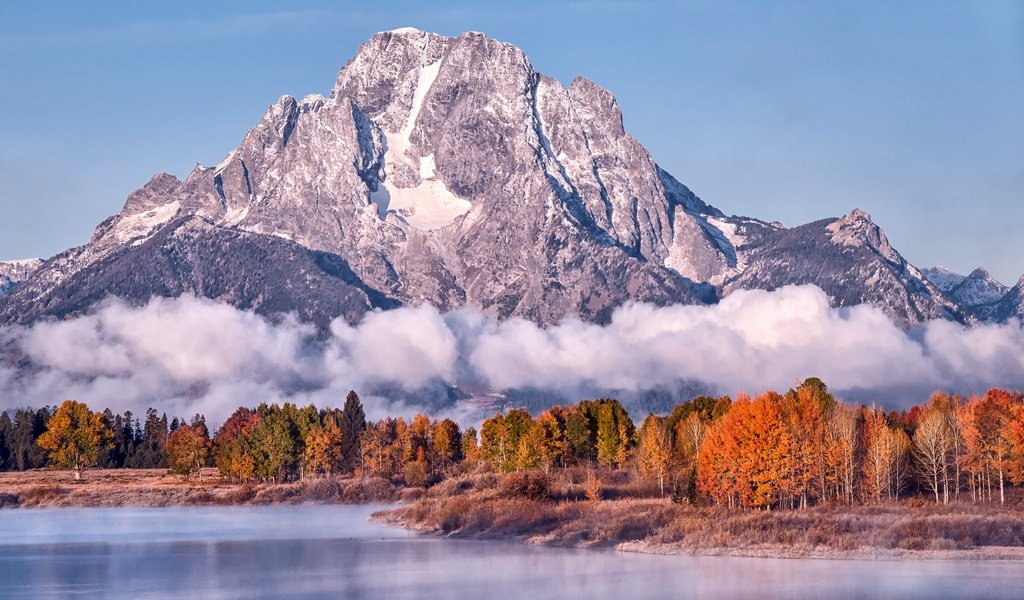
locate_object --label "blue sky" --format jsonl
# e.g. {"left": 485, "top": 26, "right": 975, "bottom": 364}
{"left": 1, "top": 0, "right": 1021, "bottom": 283}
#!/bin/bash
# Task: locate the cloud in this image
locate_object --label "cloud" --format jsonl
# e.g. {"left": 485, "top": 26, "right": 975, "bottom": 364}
{"left": 1, "top": 286, "right": 1022, "bottom": 428}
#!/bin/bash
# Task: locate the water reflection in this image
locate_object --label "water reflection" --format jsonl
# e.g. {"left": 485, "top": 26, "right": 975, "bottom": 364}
{"left": 1, "top": 506, "right": 1021, "bottom": 599}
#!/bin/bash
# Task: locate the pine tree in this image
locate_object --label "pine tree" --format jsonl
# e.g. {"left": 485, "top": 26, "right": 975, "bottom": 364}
{"left": 340, "top": 391, "right": 366, "bottom": 472}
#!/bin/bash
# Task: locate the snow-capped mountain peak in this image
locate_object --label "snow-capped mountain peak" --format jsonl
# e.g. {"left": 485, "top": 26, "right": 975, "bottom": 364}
{"left": 921, "top": 266, "right": 966, "bottom": 292}
{"left": 0, "top": 30, "right": 1014, "bottom": 327}
{"left": 948, "top": 267, "right": 1009, "bottom": 307}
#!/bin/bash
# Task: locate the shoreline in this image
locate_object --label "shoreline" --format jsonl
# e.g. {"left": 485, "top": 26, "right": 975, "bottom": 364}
{"left": 374, "top": 511, "right": 1024, "bottom": 562}
{"left": 0, "top": 468, "right": 403, "bottom": 508}
{"left": 372, "top": 510, "right": 1024, "bottom": 562}
{"left": 5, "top": 468, "right": 1024, "bottom": 562}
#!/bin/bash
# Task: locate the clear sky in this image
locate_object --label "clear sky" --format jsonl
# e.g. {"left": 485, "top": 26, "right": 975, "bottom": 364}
{"left": 1, "top": 0, "right": 1021, "bottom": 283}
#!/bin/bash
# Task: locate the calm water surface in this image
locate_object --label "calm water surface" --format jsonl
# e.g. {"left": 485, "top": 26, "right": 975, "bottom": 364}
{"left": 0, "top": 505, "right": 1021, "bottom": 599}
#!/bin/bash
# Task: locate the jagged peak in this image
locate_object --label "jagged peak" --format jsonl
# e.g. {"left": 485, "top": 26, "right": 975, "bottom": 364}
{"left": 965, "top": 266, "right": 996, "bottom": 281}
{"left": 145, "top": 172, "right": 181, "bottom": 187}
{"left": 826, "top": 208, "right": 901, "bottom": 264}
{"left": 842, "top": 208, "right": 872, "bottom": 223}
{"left": 927, "top": 265, "right": 962, "bottom": 276}
{"left": 827, "top": 208, "right": 880, "bottom": 239}
{"left": 569, "top": 76, "right": 624, "bottom": 135}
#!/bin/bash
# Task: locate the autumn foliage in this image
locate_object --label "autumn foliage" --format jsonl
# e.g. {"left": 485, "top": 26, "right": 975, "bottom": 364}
{"left": 36, "top": 400, "right": 112, "bottom": 481}
{"left": 12, "top": 382, "right": 1024, "bottom": 511}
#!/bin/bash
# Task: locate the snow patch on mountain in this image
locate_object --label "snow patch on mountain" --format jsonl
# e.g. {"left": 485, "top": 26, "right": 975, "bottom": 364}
{"left": 115, "top": 202, "right": 181, "bottom": 244}
{"left": 369, "top": 58, "right": 472, "bottom": 231}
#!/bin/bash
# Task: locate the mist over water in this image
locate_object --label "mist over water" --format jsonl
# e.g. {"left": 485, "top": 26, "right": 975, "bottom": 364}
{"left": 0, "top": 505, "right": 1021, "bottom": 600}
{"left": 1, "top": 285, "right": 1022, "bottom": 426}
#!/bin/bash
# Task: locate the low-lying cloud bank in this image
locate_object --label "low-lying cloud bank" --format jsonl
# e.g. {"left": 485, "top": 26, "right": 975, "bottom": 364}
{"left": 1, "top": 285, "right": 1021, "bottom": 426}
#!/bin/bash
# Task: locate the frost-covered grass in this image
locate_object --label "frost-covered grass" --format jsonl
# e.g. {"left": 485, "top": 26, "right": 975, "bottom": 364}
{"left": 0, "top": 468, "right": 398, "bottom": 508}
{"left": 377, "top": 468, "right": 1024, "bottom": 559}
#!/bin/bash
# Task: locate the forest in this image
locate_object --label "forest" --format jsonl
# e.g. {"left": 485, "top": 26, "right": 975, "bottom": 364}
{"left": 3, "top": 380, "right": 1023, "bottom": 510}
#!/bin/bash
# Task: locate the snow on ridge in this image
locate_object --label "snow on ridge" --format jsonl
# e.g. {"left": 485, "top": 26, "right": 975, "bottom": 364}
{"left": 388, "top": 27, "right": 422, "bottom": 35}
{"left": 0, "top": 258, "right": 43, "bottom": 268}
{"left": 113, "top": 201, "right": 181, "bottom": 244}
{"left": 921, "top": 266, "right": 966, "bottom": 293}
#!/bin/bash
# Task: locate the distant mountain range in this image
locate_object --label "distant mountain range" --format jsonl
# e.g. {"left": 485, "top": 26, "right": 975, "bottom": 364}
{"left": 1, "top": 29, "right": 1020, "bottom": 329}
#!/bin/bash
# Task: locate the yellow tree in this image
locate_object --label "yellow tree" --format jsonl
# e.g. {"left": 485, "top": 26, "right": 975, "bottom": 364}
{"left": 860, "top": 408, "right": 911, "bottom": 503}
{"left": 1003, "top": 402, "right": 1024, "bottom": 486}
{"left": 673, "top": 412, "right": 708, "bottom": 499}
{"left": 303, "top": 419, "right": 343, "bottom": 478}
{"left": 784, "top": 387, "right": 826, "bottom": 508}
{"left": 37, "top": 400, "right": 112, "bottom": 481}
{"left": 861, "top": 408, "right": 887, "bottom": 503}
{"left": 431, "top": 418, "right": 461, "bottom": 475}
{"left": 461, "top": 427, "right": 480, "bottom": 466}
{"left": 533, "top": 411, "right": 566, "bottom": 472}
{"left": 636, "top": 415, "right": 672, "bottom": 495}
{"left": 360, "top": 420, "right": 394, "bottom": 477}
{"left": 167, "top": 424, "right": 210, "bottom": 480}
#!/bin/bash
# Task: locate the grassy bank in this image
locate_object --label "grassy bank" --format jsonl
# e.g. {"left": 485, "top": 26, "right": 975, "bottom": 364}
{"left": 375, "top": 470, "right": 1024, "bottom": 560}
{"left": 0, "top": 468, "right": 403, "bottom": 508}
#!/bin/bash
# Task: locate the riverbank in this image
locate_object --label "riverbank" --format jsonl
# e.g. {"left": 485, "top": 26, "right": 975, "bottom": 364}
{"left": 5, "top": 468, "right": 1024, "bottom": 561}
{"left": 0, "top": 468, "right": 402, "bottom": 508}
{"left": 373, "top": 471, "right": 1024, "bottom": 561}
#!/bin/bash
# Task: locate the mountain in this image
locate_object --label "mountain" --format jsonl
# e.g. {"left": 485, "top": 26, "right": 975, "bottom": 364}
{"left": 720, "top": 209, "right": 961, "bottom": 324}
{"left": 0, "top": 259, "right": 43, "bottom": 297}
{"left": 946, "top": 268, "right": 1009, "bottom": 318}
{"left": 921, "top": 266, "right": 966, "bottom": 293}
{"left": 0, "top": 29, "right": 1003, "bottom": 328}
{"left": 990, "top": 275, "right": 1024, "bottom": 323}
{"left": 922, "top": 266, "right": 1011, "bottom": 320}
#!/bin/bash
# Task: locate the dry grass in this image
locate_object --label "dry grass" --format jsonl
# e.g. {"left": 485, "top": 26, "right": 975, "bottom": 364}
{"left": 377, "top": 470, "right": 1024, "bottom": 559}
{"left": 0, "top": 468, "right": 398, "bottom": 508}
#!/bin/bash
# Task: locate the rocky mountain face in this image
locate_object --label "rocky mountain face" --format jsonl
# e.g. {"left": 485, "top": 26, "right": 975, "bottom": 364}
{"left": 0, "top": 29, "right": 1016, "bottom": 328}
{"left": 920, "top": 267, "right": 1011, "bottom": 320}
{"left": 721, "top": 210, "right": 963, "bottom": 325}
{"left": 990, "top": 276, "right": 1024, "bottom": 323}
{"left": 0, "top": 259, "right": 44, "bottom": 297}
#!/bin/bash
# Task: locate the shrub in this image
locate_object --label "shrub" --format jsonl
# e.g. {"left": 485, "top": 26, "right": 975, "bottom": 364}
{"left": 299, "top": 478, "right": 342, "bottom": 501}
{"left": 342, "top": 476, "right": 397, "bottom": 503}
{"left": 499, "top": 471, "right": 551, "bottom": 500}
{"left": 584, "top": 472, "right": 602, "bottom": 502}
{"left": 403, "top": 462, "right": 428, "bottom": 488}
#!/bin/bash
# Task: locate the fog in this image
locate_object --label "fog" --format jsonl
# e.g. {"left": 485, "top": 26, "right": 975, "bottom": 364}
{"left": 1, "top": 285, "right": 1021, "bottom": 426}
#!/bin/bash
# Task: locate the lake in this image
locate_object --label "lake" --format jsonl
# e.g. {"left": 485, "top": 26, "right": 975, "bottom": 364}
{"left": 0, "top": 505, "right": 1021, "bottom": 599}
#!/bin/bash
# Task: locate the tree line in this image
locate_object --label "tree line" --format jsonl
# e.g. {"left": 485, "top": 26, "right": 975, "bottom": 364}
{"left": 6, "top": 381, "right": 1024, "bottom": 507}
{"left": 0, "top": 405, "right": 200, "bottom": 473}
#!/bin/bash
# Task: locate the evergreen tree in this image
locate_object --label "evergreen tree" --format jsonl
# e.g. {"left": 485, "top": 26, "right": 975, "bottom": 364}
{"left": 339, "top": 391, "right": 366, "bottom": 472}
{"left": 0, "top": 411, "right": 11, "bottom": 470}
